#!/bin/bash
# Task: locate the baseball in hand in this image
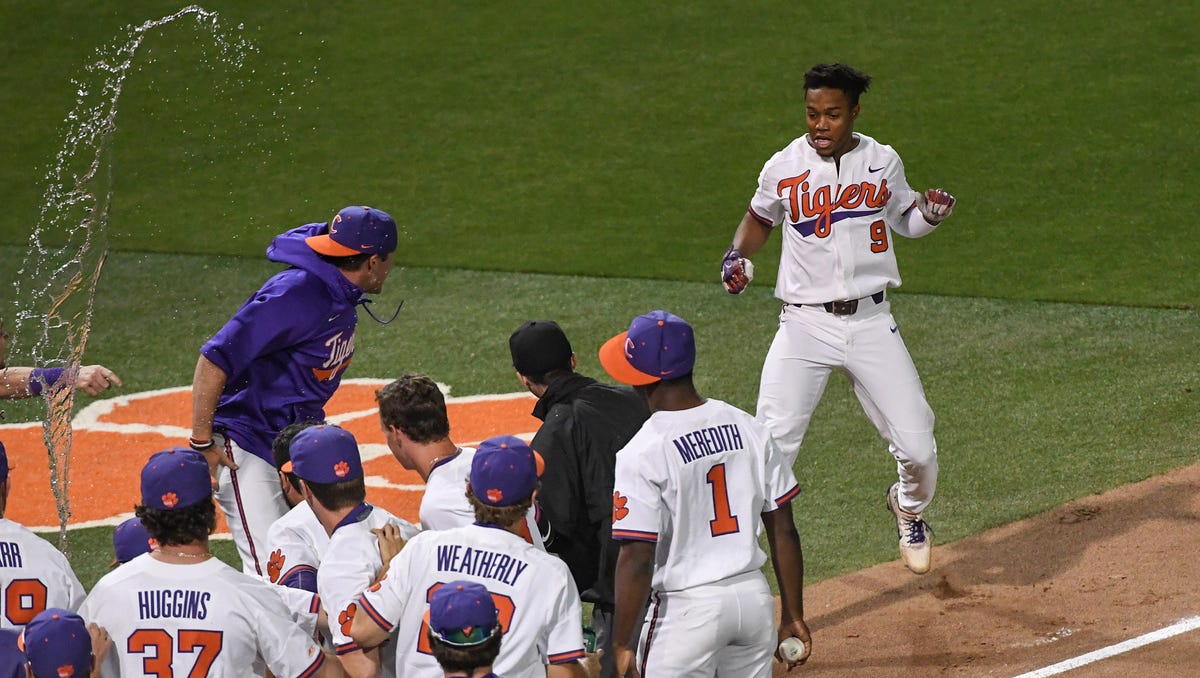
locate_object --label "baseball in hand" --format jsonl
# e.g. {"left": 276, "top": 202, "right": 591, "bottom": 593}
{"left": 778, "top": 636, "right": 805, "bottom": 662}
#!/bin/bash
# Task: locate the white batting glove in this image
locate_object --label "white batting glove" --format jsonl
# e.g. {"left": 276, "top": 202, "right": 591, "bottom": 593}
{"left": 918, "top": 188, "right": 956, "bottom": 225}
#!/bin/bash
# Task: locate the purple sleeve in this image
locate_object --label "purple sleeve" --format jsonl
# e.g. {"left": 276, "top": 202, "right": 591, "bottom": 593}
{"left": 201, "top": 272, "right": 327, "bottom": 382}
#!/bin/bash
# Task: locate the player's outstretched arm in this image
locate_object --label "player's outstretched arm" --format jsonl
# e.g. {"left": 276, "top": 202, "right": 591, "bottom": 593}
{"left": 763, "top": 505, "right": 812, "bottom": 669}
{"left": 0, "top": 364, "right": 121, "bottom": 399}
{"left": 611, "top": 540, "right": 654, "bottom": 678}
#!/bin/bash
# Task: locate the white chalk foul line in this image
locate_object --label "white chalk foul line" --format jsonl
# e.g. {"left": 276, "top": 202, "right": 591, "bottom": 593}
{"left": 1013, "top": 615, "right": 1200, "bottom": 678}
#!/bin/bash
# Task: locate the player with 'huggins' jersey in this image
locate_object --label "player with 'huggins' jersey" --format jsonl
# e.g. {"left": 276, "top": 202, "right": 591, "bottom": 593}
{"left": 190, "top": 206, "right": 399, "bottom": 578}
{"left": 351, "top": 436, "right": 590, "bottom": 678}
{"left": 600, "top": 311, "right": 811, "bottom": 677}
{"left": 721, "top": 63, "right": 955, "bottom": 575}
{"left": 80, "top": 447, "right": 336, "bottom": 677}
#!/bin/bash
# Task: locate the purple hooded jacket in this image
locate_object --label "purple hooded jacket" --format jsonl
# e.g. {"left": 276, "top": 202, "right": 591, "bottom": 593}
{"left": 201, "top": 223, "right": 363, "bottom": 462}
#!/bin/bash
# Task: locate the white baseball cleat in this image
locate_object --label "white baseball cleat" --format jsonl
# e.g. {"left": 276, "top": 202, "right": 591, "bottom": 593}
{"left": 886, "top": 483, "right": 933, "bottom": 574}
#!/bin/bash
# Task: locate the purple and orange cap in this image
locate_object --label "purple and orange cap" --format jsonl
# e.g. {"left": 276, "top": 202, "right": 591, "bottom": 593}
{"left": 306, "top": 205, "right": 397, "bottom": 258}
{"left": 598, "top": 310, "right": 696, "bottom": 386}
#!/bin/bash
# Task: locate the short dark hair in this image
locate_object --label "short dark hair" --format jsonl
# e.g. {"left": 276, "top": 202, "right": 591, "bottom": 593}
{"left": 428, "top": 626, "right": 503, "bottom": 673}
{"left": 376, "top": 375, "right": 450, "bottom": 443}
{"left": 135, "top": 500, "right": 217, "bottom": 546}
{"left": 803, "top": 63, "right": 872, "bottom": 107}
{"left": 304, "top": 476, "right": 366, "bottom": 511}
{"left": 317, "top": 250, "right": 390, "bottom": 271}
{"left": 466, "top": 483, "right": 536, "bottom": 528}
{"left": 272, "top": 420, "right": 326, "bottom": 494}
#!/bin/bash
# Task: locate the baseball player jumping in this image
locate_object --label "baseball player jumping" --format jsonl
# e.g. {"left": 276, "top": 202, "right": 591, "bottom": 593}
{"left": 600, "top": 310, "right": 811, "bottom": 677}
{"left": 721, "top": 63, "right": 956, "bottom": 575}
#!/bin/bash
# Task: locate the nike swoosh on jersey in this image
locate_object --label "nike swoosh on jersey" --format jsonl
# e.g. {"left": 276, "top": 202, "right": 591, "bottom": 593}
{"left": 890, "top": 326, "right": 898, "bottom": 334}
{"left": 790, "top": 208, "right": 884, "bottom": 237}
{"left": 869, "top": 165, "right": 885, "bottom": 173}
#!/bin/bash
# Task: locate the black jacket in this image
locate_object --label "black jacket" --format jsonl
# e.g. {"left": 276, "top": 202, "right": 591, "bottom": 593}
{"left": 531, "top": 373, "right": 649, "bottom": 609}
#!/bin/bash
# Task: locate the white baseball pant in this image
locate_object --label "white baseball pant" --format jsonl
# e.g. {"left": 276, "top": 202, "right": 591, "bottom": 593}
{"left": 756, "top": 299, "right": 938, "bottom": 514}
{"left": 636, "top": 571, "right": 775, "bottom": 677}
{"left": 212, "top": 433, "right": 291, "bottom": 576}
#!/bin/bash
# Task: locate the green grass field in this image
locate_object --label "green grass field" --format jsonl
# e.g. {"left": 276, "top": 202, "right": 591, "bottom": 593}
{"left": 0, "top": 1, "right": 1197, "bottom": 591}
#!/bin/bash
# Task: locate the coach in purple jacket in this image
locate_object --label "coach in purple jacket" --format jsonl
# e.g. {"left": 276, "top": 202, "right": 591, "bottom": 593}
{"left": 188, "top": 205, "right": 398, "bottom": 576}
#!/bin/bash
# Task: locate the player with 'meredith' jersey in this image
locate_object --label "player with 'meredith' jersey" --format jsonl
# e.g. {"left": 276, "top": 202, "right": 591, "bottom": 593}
{"left": 600, "top": 311, "right": 811, "bottom": 677}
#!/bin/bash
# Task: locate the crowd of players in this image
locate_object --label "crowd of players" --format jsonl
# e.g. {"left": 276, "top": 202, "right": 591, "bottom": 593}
{"left": 0, "top": 63, "right": 959, "bottom": 676}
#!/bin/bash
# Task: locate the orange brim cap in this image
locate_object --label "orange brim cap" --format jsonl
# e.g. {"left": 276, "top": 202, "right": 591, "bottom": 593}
{"left": 305, "top": 234, "right": 362, "bottom": 257}
{"left": 598, "top": 331, "right": 659, "bottom": 386}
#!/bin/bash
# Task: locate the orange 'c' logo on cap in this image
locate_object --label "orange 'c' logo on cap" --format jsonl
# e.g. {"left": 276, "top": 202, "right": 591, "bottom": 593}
{"left": 161, "top": 492, "right": 179, "bottom": 508}
{"left": 334, "top": 461, "right": 350, "bottom": 478}
{"left": 487, "top": 489, "right": 504, "bottom": 504}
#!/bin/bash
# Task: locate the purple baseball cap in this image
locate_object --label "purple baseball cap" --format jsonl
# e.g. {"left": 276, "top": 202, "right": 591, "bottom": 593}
{"left": 306, "top": 206, "right": 397, "bottom": 257}
{"left": 469, "top": 435, "right": 544, "bottom": 507}
{"left": 599, "top": 310, "right": 696, "bottom": 386}
{"left": 284, "top": 425, "right": 363, "bottom": 483}
{"left": 113, "top": 517, "right": 157, "bottom": 565}
{"left": 427, "top": 581, "right": 500, "bottom": 646}
{"left": 18, "top": 608, "right": 93, "bottom": 678}
{"left": 140, "top": 447, "right": 212, "bottom": 511}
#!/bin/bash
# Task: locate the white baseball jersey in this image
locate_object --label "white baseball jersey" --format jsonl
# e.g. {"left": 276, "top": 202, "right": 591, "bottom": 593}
{"left": 266, "top": 500, "right": 329, "bottom": 591}
{"left": 419, "top": 447, "right": 477, "bottom": 530}
{"left": 419, "top": 448, "right": 545, "bottom": 550}
{"left": 0, "top": 518, "right": 85, "bottom": 629}
{"left": 79, "top": 553, "right": 325, "bottom": 677}
{"left": 612, "top": 398, "right": 800, "bottom": 592}
{"left": 318, "top": 503, "right": 420, "bottom": 661}
{"left": 748, "top": 132, "right": 933, "bottom": 304}
{"left": 356, "top": 524, "right": 586, "bottom": 678}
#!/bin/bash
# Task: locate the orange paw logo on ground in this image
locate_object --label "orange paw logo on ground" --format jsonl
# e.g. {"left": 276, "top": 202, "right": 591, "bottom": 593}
{"left": 0, "top": 379, "right": 539, "bottom": 533}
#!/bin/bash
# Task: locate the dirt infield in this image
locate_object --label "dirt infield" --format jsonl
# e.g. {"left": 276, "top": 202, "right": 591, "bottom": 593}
{"left": 775, "top": 461, "right": 1200, "bottom": 676}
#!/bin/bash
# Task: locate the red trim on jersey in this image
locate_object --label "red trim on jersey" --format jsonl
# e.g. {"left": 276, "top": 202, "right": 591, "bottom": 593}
{"left": 309, "top": 593, "right": 321, "bottom": 614}
{"left": 612, "top": 529, "right": 658, "bottom": 543}
{"left": 357, "top": 595, "right": 394, "bottom": 632}
{"left": 640, "top": 592, "right": 663, "bottom": 676}
{"left": 225, "top": 438, "right": 264, "bottom": 576}
{"left": 775, "top": 484, "right": 801, "bottom": 507}
{"left": 548, "top": 649, "right": 586, "bottom": 664}
{"left": 296, "top": 651, "right": 325, "bottom": 678}
{"left": 335, "top": 641, "right": 361, "bottom": 655}
{"left": 748, "top": 204, "right": 773, "bottom": 227}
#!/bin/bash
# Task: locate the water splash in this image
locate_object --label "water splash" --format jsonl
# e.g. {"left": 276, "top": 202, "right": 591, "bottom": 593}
{"left": 9, "top": 5, "right": 255, "bottom": 551}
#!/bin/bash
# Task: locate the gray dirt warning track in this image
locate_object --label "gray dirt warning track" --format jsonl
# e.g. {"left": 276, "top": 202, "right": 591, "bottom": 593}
{"left": 771, "top": 462, "right": 1200, "bottom": 677}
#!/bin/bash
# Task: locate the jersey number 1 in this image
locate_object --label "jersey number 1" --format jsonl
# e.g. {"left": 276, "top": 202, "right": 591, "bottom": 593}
{"left": 706, "top": 463, "right": 741, "bottom": 537}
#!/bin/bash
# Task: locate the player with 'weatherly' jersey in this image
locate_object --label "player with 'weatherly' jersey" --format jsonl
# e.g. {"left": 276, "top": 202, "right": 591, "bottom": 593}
{"left": 0, "top": 441, "right": 85, "bottom": 630}
{"left": 721, "top": 63, "right": 955, "bottom": 575}
{"left": 351, "top": 436, "right": 590, "bottom": 678}
{"left": 81, "top": 447, "right": 334, "bottom": 677}
{"left": 283, "top": 424, "right": 419, "bottom": 677}
{"left": 600, "top": 311, "right": 811, "bottom": 677}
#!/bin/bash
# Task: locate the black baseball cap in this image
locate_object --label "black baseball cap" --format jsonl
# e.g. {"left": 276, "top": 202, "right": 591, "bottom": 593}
{"left": 509, "top": 320, "right": 573, "bottom": 376}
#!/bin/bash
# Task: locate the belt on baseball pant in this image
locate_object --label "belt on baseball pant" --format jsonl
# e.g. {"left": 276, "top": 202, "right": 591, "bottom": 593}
{"left": 790, "top": 291, "right": 885, "bottom": 316}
